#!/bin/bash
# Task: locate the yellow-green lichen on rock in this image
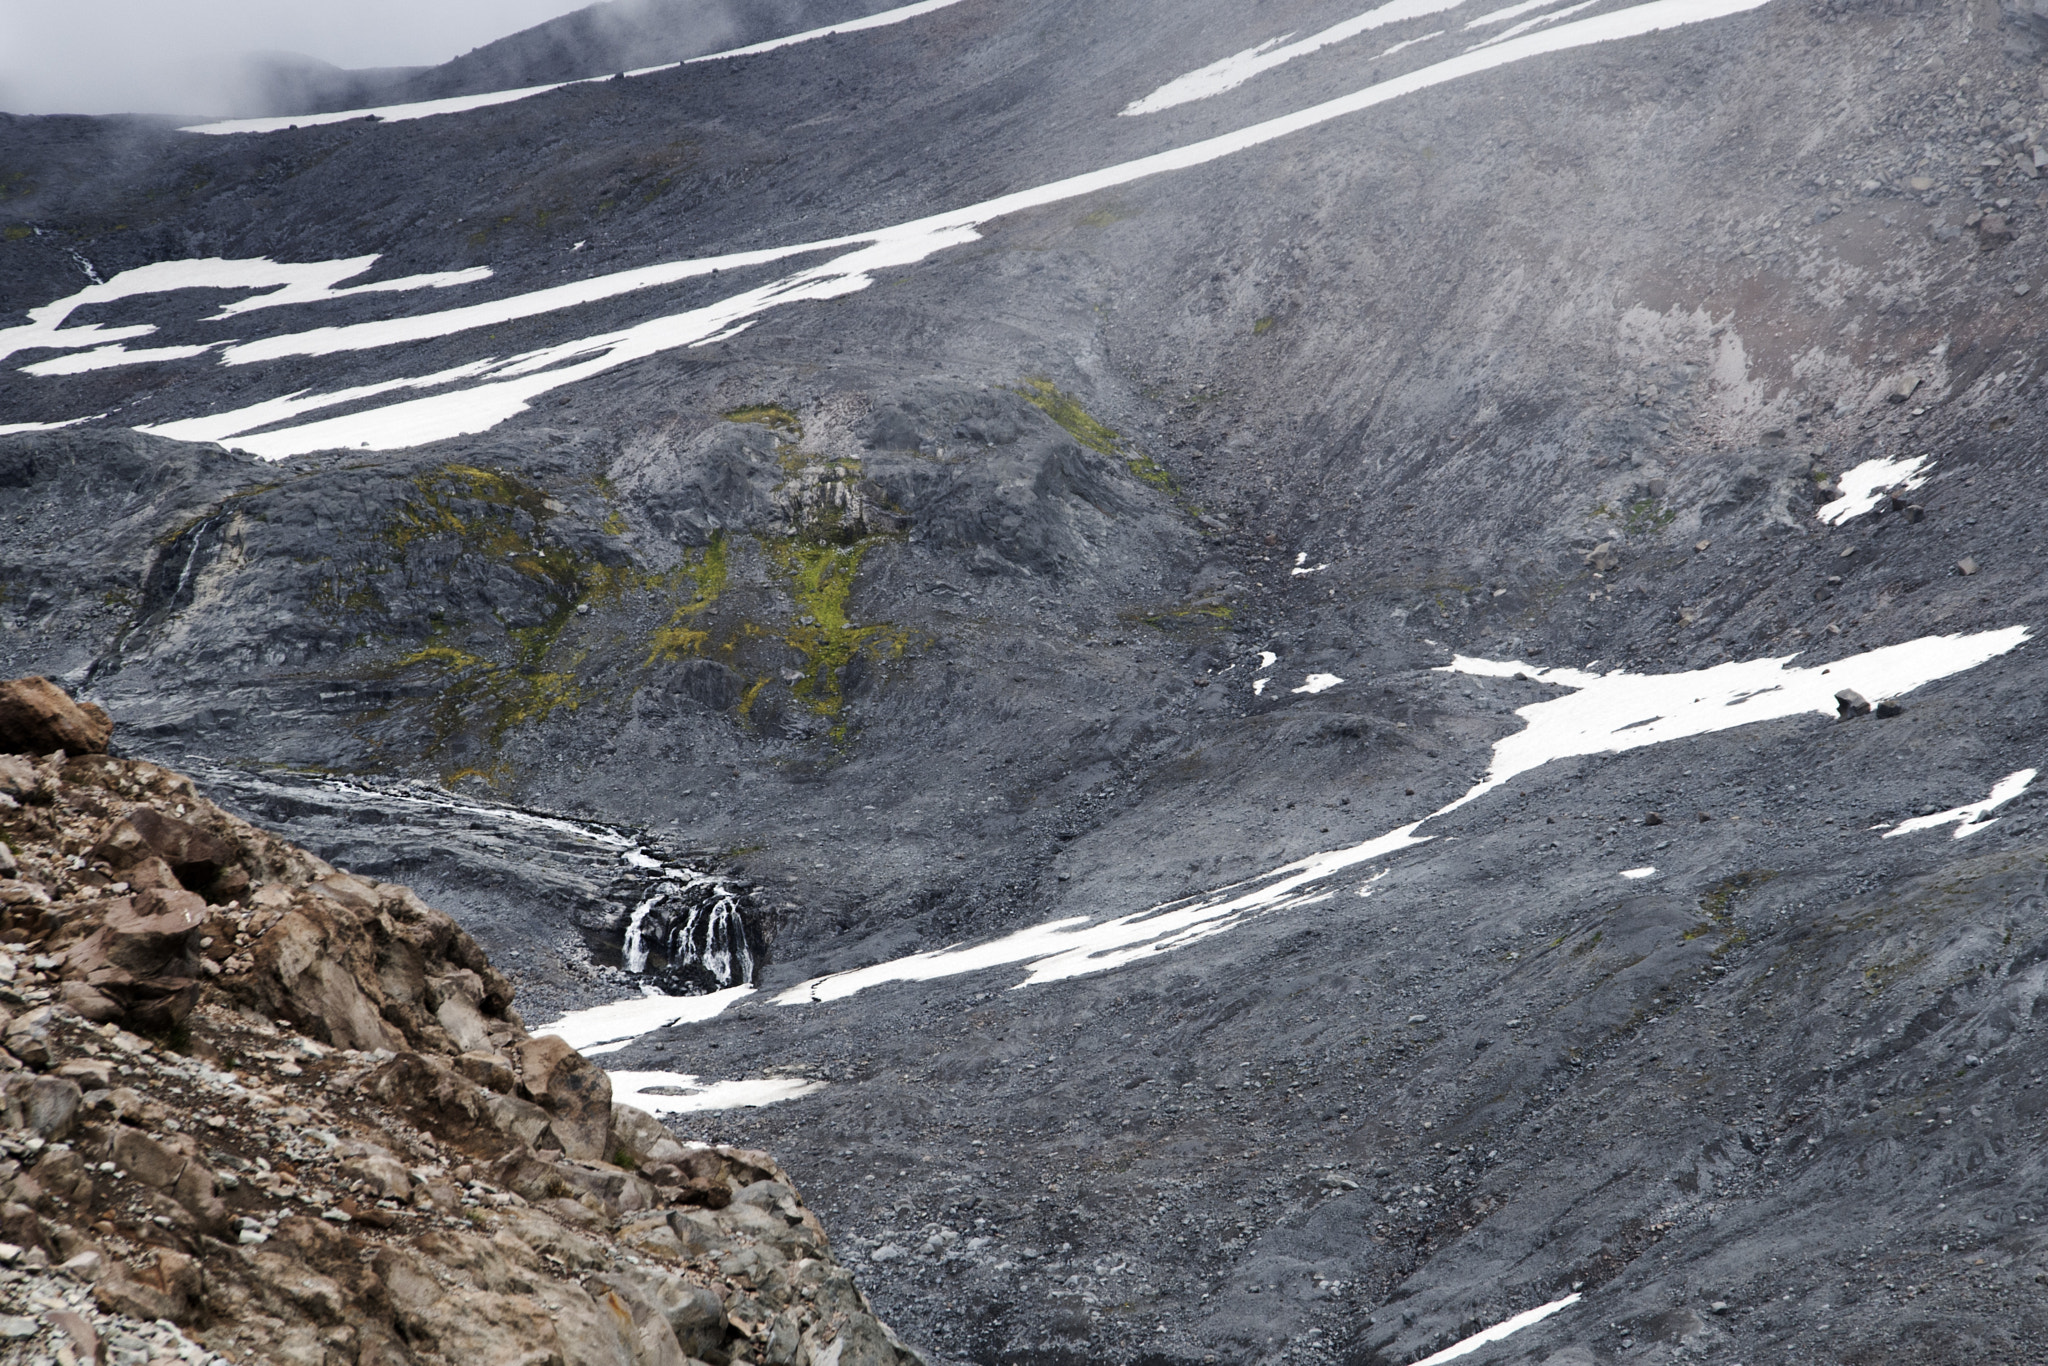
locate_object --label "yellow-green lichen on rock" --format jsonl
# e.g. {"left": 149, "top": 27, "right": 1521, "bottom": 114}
{"left": 1014, "top": 377, "right": 1177, "bottom": 493}
{"left": 759, "top": 536, "right": 915, "bottom": 734}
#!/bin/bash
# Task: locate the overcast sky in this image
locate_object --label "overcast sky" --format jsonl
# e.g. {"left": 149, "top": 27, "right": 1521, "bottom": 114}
{"left": 0, "top": 0, "right": 599, "bottom": 116}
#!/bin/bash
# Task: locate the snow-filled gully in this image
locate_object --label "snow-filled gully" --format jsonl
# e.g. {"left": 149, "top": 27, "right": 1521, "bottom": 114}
{"left": 7, "top": 0, "right": 1776, "bottom": 450}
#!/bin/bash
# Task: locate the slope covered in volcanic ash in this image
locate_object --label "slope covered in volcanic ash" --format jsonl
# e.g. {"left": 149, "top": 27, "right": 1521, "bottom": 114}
{"left": 6, "top": 0, "right": 2048, "bottom": 1362}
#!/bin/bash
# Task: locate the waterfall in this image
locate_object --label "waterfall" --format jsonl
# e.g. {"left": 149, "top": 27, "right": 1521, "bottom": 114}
{"left": 613, "top": 861, "right": 759, "bottom": 993}
{"left": 622, "top": 894, "right": 661, "bottom": 973}
{"left": 171, "top": 759, "right": 763, "bottom": 998}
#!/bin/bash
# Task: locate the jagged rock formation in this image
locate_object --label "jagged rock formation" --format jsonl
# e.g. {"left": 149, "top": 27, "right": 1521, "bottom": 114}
{"left": 0, "top": 690, "right": 920, "bottom": 1366}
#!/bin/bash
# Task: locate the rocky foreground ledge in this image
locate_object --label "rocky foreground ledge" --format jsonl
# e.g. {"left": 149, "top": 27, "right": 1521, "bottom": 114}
{"left": 0, "top": 678, "right": 920, "bottom": 1366}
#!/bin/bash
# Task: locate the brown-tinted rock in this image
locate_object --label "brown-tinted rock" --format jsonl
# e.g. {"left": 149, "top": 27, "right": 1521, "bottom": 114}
{"left": 230, "top": 908, "right": 402, "bottom": 1052}
{"left": 611, "top": 1103, "right": 689, "bottom": 1168}
{"left": 0, "top": 678, "right": 110, "bottom": 756}
{"left": 361, "top": 1052, "right": 509, "bottom": 1158}
{"left": 59, "top": 888, "right": 210, "bottom": 1029}
{"left": 490, "top": 1149, "right": 570, "bottom": 1203}
{"left": 92, "top": 808, "right": 234, "bottom": 891}
{"left": 338, "top": 1144, "right": 413, "bottom": 1200}
{"left": 517, "top": 1035, "right": 614, "bottom": 1163}
{"left": 119, "top": 856, "right": 184, "bottom": 892}
{"left": 456, "top": 1050, "right": 516, "bottom": 1093}
{"left": 0, "top": 755, "right": 35, "bottom": 798}
{"left": 95, "top": 1247, "right": 203, "bottom": 1325}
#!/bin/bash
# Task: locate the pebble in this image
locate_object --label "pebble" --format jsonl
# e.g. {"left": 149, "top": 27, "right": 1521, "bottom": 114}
{"left": 0, "top": 1316, "right": 33, "bottom": 1339}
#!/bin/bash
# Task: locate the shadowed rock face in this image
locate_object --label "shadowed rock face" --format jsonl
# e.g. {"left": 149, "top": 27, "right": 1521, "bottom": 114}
{"left": 6, "top": 0, "right": 2048, "bottom": 1361}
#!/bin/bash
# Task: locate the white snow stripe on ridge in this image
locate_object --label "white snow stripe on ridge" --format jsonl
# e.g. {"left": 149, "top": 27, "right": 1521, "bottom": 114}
{"left": 684, "top": 0, "right": 974, "bottom": 60}
{"left": 214, "top": 238, "right": 867, "bottom": 367}
{"left": 558, "top": 627, "right": 2025, "bottom": 1054}
{"left": 771, "top": 626, "right": 2026, "bottom": 1009}
{"left": 1413, "top": 1293, "right": 1582, "bottom": 1365}
{"left": 0, "top": 413, "right": 104, "bottom": 436}
{"left": 1121, "top": 0, "right": 1472, "bottom": 116}
{"left": 1467, "top": 0, "right": 1604, "bottom": 47}
{"left": 0, "top": 255, "right": 490, "bottom": 368}
{"left": 180, "top": 0, "right": 976, "bottom": 136}
{"left": 1882, "top": 768, "right": 2036, "bottom": 840}
{"left": 168, "top": 0, "right": 1776, "bottom": 458}
{"left": 183, "top": 83, "right": 581, "bottom": 137}
{"left": 1466, "top": 0, "right": 1567, "bottom": 27}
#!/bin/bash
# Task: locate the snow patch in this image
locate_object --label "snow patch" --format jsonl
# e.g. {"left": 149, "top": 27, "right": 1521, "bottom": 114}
{"left": 1377, "top": 30, "right": 1446, "bottom": 55}
{"left": 1413, "top": 1293, "right": 1582, "bottom": 1365}
{"left": 0, "top": 255, "right": 489, "bottom": 370}
{"left": 1466, "top": 0, "right": 1603, "bottom": 47}
{"left": 17, "top": 0, "right": 1778, "bottom": 448}
{"left": 0, "top": 413, "right": 103, "bottom": 436}
{"left": 181, "top": 0, "right": 975, "bottom": 136}
{"left": 1291, "top": 552, "right": 1330, "bottom": 576}
{"left": 1293, "top": 673, "right": 1344, "bottom": 694}
{"left": 1432, "top": 627, "right": 2028, "bottom": 816}
{"left": 609, "top": 1070, "right": 826, "bottom": 1115}
{"left": 1466, "top": 0, "right": 1567, "bottom": 27}
{"left": 1121, "top": 0, "right": 1471, "bottom": 116}
{"left": 1620, "top": 866, "right": 1656, "bottom": 879}
{"left": 538, "top": 986, "right": 757, "bottom": 1054}
{"left": 1882, "top": 768, "right": 2035, "bottom": 841}
{"left": 1816, "top": 454, "right": 1933, "bottom": 525}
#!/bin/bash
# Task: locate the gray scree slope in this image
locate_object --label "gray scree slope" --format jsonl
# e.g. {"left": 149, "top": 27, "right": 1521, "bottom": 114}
{"left": 6, "top": 0, "right": 2048, "bottom": 1361}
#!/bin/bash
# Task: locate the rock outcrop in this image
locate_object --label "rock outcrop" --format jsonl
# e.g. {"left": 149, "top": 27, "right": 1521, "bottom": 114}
{"left": 0, "top": 678, "right": 109, "bottom": 760}
{"left": 0, "top": 691, "right": 923, "bottom": 1366}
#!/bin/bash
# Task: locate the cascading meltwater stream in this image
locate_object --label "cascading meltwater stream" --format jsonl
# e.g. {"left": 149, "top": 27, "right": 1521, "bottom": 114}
{"left": 174, "top": 761, "right": 762, "bottom": 996}
{"left": 617, "top": 849, "right": 756, "bottom": 993}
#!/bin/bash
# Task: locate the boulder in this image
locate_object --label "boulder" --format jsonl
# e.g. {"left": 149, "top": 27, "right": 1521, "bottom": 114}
{"left": 517, "top": 1036, "right": 614, "bottom": 1163}
{"left": 338, "top": 1144, "right": 414, "bottom": 1200}
{"left": 91, "top": 809, "right": 234, "bottom": 892}
{"left": 3, "top": 1006, "right": 60, "bottom": 1068}
{"left": 0, "top": 756, "right": 35, "bottom": 798}
{"left": 58, "top": 888, "right": 210, "bottom": 1029}
{"left": 593, "top": 1272, "right": 702, "bottom": 1365}
{"left": 0, "top": 1074, "right": 80, "bottom": 1140}
{"left": 456, "top": 1050, "right": 516, "bottom": 1093}
{"left": 0, "top": 679, "right": 110, "bottom": 757}
{"left": 231, "top": 909, "right": 403, "bottom": 1052}
{"left": 94, "top": 1248, "right": 203, "bottom": 1325}
{"left": 612, "top": 1103, "right": 689, "bottom": 1168}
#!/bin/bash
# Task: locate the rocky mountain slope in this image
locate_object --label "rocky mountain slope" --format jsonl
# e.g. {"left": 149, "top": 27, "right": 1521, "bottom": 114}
{"left": 0, "top": 680, "right": 921, "bottom": 1366}
{"left": 5, "top": 0, "right": 2048, "bottom": 1361}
